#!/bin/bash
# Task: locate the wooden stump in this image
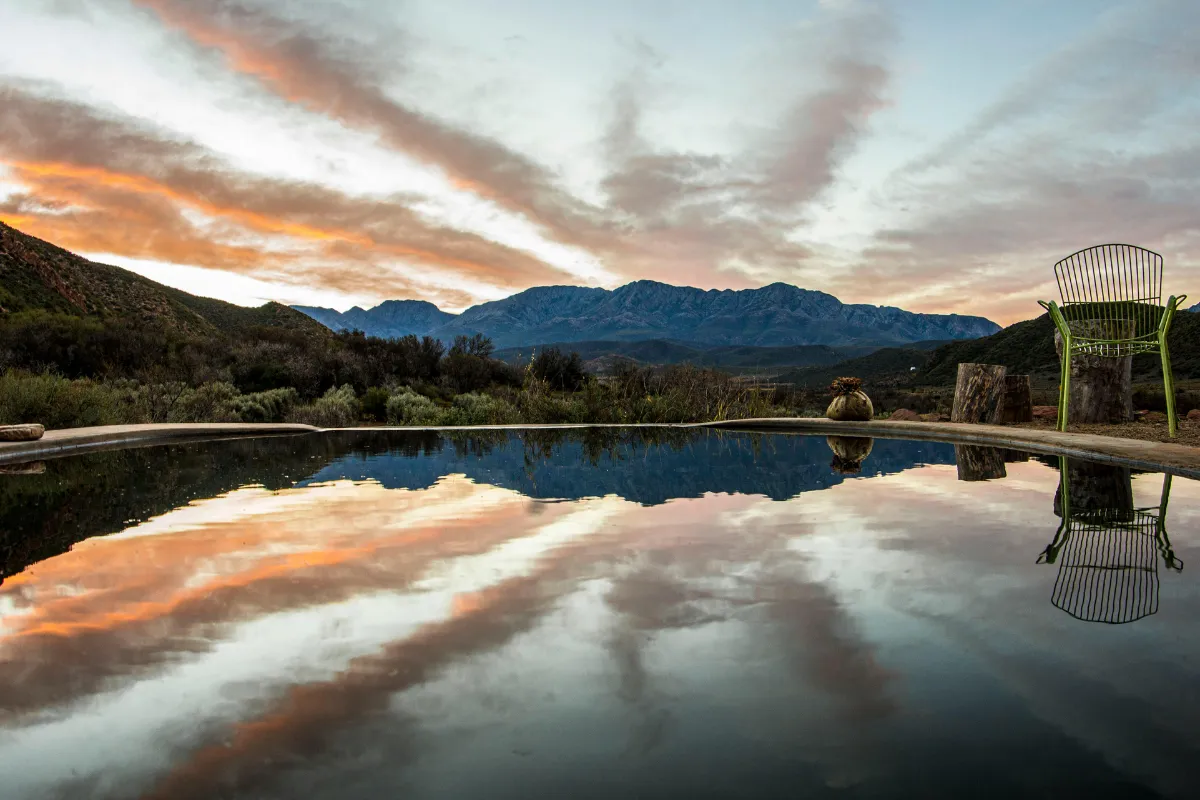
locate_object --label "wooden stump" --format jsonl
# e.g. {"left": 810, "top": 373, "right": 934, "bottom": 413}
{"left": 999, "top": 375, "right": 1033, "bottom": 423}
{"left": 951, "top": 363, "right": 1007, "bottom": 424}
{"left": 1054, "top": 321, "right": 1133, "bottom": 424}
{"left": 1000, "top": 449, "right": 1031, "bottom": 463}
{"left": 955, "top": 445, "right": 1006, "bottom": 481}
{"left": 0, "top": 424, "right": 45, "bottom": 442}
{"left": 1053, "top": 459, "right": 1134, "bottom": 520}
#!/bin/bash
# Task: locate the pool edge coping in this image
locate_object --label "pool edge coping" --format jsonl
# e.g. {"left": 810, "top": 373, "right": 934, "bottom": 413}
{"left": 0, "top": 423, "right": 319, "bottom": 465}
{"left": 1, "top": 420, "right": 1197, "bottom": 479}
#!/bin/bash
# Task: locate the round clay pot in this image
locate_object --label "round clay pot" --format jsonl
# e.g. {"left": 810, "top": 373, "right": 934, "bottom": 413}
{"left": 826, "top": 391, "right": 874, "bottom": 421}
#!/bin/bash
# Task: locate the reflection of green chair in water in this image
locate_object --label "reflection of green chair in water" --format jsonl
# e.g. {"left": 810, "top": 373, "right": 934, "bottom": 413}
{"left": 1037, "top": 457, "right": 1182, "bottom": 624}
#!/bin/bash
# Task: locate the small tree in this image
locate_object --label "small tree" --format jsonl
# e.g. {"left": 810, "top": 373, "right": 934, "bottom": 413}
{"left": 530, "top": 347, "right": 587, "bottom": 391}
{"left": 449, "top": 333, "right": 494, "bottom": 359}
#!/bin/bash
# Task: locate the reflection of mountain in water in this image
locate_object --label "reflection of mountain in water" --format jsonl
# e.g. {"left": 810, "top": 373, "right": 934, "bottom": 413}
{"left": 0, "top": 429, "right": 955, "bottom": 585}
{"left": 299, "top": 430, "right": 957, "bottom": 504}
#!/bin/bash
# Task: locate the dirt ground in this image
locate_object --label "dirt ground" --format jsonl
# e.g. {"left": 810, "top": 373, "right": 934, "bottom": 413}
{"left": 1011, "top": 418, "right": 1200, "bottom": 447}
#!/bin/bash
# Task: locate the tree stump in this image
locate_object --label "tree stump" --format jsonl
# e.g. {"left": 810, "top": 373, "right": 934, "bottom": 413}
{"left": 0, "top": 424, "right": 45, "bottom": 442}
{"left": 1053, "top": 321, "right": 1133, "bottom": 424}
{"left": 951, "top": 363, "right": 1007, "bottom": 424}
{"left": 1053, "top": 459, "right": 1134, "bottom": 521}
{"left": 955, "top": 445, "right": 1006, "bottom": 481}
{"left": 999, "top": 375, "right": 1033, "bottom": 423}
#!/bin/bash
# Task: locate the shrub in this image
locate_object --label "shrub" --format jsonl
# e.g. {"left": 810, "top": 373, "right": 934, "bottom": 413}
{"left": 0, "top": 369, "right": 141, "bottom": 429}
{"left": 441, "top": 392, "right": 518, "bottom": 426}
{"left": 230, "top": 387, "right": 300, "bottom": 423}
{"left": 170, "top": 381, "right": 242, "bottom": 422}
{"left": 360, "top": 386, "right": 391, "bottom": 422}
{"left": 286, "top": 384, "right": 358, "bottom": 428}
{"left": 386, "top": 389, "right": 443, "bottom": 425}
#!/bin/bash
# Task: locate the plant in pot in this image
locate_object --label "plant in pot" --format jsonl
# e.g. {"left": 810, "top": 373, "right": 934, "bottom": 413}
{"left": 825, "top": 377, "right": 873, "bottom": 422}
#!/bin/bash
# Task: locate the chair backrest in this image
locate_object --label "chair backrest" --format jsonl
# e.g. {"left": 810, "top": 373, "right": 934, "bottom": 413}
{"left": 1053, "top": 244, "right": 1164, "bottom": 339}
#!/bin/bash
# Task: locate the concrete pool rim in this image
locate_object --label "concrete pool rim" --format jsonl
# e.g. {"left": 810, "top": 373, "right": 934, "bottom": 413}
{"left": 0, "top": 419, "right": 1197, "bottom": 480}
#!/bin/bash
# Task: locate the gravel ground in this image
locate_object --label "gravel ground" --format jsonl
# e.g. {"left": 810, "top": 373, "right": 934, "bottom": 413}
{"left": 1012, "top": 418, "right": 1200, "bottom": 447}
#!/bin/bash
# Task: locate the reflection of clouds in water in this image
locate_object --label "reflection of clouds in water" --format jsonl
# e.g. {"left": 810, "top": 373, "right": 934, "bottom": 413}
{"left": 0, "top": 453, "right": 1197, "bottom": 798}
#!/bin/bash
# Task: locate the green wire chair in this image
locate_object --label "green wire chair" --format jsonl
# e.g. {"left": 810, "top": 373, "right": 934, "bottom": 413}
{"left": 1037, "top": 457, "right": 1181, "bottom": 625}
{"left": 1037, "top": 244, "right": 1187, "bottom": 436}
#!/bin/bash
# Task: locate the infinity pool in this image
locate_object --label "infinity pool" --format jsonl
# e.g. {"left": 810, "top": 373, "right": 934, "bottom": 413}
{"left": 1, "top": 430, "right": 1198, "bottom": 799}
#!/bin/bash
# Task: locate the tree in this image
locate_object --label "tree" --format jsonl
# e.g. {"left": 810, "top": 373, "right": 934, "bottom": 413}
{"left": 449, "top": 333, "right": 494, "bottom": 359}
{"left": 531, "top": 347, "right": 587, "bottom": 391}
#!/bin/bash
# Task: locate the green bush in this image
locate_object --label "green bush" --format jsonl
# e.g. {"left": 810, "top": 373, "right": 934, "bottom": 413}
{"left": 385, "top": 389, "right": 443, "bottom": 425}
{"left": 230, "top": 387, "right": 300, "bottom": 423}
{"left": 0, "top": 370, "right": 142, "bottom": 429}
{"left": 170, "top": 382, "right": 242, "bottom": 422}
{"left": 441, "top": 392, "right": 519, "bottom": 426}
{"left": 286, "top": 384, "right": 359, "bottom": 428}
{"left": 360, "top": 386, "right": 390, "bottom": 422}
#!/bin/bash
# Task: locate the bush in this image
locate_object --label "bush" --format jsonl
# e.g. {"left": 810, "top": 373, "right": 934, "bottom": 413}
{"left": 360, "top": 386, "right": 390, "bottom": 422}
{"left": 230, "top": 387, "right": 300, "bottom": 423}
{"left": 286, "top": 384, "right": 358, "bottom": 428}
{"left": 386, "top": 389, "right": 443, "bottom": 425}
{"left": 0, "top": 369, "right": 141, "bottom": 428}
{"left": 441, "top": 392, "right": 518, "bottom": 426}
{"left": 170, "top": 381, "right": 242, "bottom": 422}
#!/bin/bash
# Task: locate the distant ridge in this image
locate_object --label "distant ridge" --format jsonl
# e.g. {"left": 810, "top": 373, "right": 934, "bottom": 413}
{"left": 294, "top": 280, "right": 1000, "bottom": 348}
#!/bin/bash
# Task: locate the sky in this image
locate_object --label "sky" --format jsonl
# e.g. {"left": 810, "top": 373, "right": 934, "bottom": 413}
{"left": 0, "top": 0, "right": 1197, "bottom": 325}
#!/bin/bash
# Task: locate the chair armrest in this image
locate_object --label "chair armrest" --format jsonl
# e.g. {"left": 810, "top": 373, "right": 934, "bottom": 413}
{"left": 1159, "top": 295, "right": 1187, "bottom": 333}
{"left": 1038, "top": 299, "right": 1070, "bottom": 337}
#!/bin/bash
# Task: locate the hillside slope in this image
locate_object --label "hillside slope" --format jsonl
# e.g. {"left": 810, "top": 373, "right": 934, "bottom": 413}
{"left": 775, "top": 347, "right": 934, "bottom": 388}
{"left": 917, "top": 311, "right": 1200, "bottom": 385}
{"left": 0, "top": 221, "right": 328, "bottom": 338}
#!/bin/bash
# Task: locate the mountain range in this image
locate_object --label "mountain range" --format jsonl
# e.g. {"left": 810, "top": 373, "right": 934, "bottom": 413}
{"left": 293, "top": 281, "right": 1000, "bottom": 349}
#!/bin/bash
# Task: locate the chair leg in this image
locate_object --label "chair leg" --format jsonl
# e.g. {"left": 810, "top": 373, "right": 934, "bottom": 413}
{"left": 1058, "top": 347, "right": 1071, "bottom": 432}
{"left": 1161, "top": 339, "right": 1177, "bottom": 437}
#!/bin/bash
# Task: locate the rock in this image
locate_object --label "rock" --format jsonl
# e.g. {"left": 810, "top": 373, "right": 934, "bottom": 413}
{"left": 1032, "top": 406, "right": 1058, "bottom": 421}
{"left": 888, "top": 408, "right": 922, "bottom": 421}
{"left": 920, "top": 413, "right": 951, "bottom": 422}
{"left": 0, "top": 424, "right": 45, "bottom": 442}
{"left": 1139, "top": 411, "right": 1168, "bottom": 423}
{"left": 1187, "top": 409, "right": 1200, "bottom": 422}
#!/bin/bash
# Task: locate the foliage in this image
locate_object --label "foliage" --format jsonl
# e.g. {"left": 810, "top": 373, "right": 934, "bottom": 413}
{"left": 449, "top": 333, "right": 495, "bottom": 359}
{"left": 287, "top": 384, "right": 358, "bottom": 428}
{"left": 360, "top": 386, "right": 391, "bottom": 422}
{"left": 440, "top": 392, "right": 520, "bottom": 426}
{"left": 0, "top": 369, "right": 141, "bottom": 428}
{"left": 529, "top": 347, "right": 587, "bottom": 391}
{"left": 386, "top": 389, "right": 442, "bottom": 425}
{"left": 829, "top": 376, "right": 863, "bottom": 396}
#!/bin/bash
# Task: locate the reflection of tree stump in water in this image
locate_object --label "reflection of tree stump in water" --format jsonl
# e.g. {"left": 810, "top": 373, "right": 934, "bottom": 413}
{"left": 1052, "top": 460, "right": 1133, "bottom": 520}
{"left": 955, "top": 445, "right": 1006, "bottom": 481}
{"left": 1040, "top": 459, "right": 1180, "bottom": 624}
{"left": 826, "top": 436, "right": 873, "bottom": 475}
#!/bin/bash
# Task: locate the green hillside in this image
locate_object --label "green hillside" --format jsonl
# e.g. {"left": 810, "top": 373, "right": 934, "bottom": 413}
{"left": 916, "top": 311, "right": 1200, "bottom": 385}
{"left": 0, "top": 221, "right": 328, "bottom": 338}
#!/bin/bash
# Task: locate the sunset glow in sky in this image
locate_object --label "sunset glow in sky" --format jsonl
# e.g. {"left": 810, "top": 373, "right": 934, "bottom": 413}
{"left": 1, "top": 0, "right": 1197, "bottom": 324}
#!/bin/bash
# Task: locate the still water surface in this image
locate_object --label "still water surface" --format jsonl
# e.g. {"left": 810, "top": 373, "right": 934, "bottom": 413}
{"left": 1, "top": 430, "right": 1198, "bottom": 799}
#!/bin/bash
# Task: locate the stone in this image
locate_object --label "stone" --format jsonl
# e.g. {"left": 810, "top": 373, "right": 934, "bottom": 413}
{"left": 888, "top": 408, "right": 922, "bottom": 421}
{"left": 1032, "top": 406, "right": 1058, "bottom": 421}
{"left": 0, "top": 424, "right": 45, "bottom": 442}
{"left": 1187, "top": 409, "right": 1200, "bottom": 422}
{"left": 1139, "top": 411, "right": 1168, "bottom": 423}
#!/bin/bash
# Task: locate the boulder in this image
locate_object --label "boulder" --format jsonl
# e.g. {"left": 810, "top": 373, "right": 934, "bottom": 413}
{"left": 1138, "top": 411, "right": 1168, "bottom": 423}
{"left": 887, "top": 408, "right": 922, "bottom": 421}
{"left": 1032, "top": 406, "right": 1058, "bottom": 421}
{"left": 0, "top": 424, "right": 45, "bottom": 442}
{"left": 1187, "top": 409, "right": 1200, "bottom": 422}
